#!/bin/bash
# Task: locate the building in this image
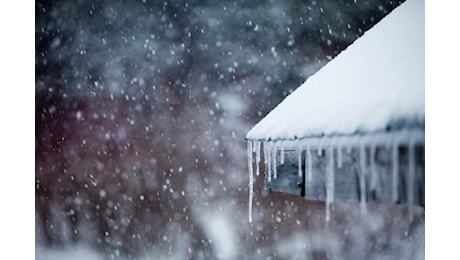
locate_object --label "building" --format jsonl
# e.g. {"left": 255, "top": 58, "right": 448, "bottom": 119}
{"left": 245, "top": 0, "right": 424, "bottom": 223}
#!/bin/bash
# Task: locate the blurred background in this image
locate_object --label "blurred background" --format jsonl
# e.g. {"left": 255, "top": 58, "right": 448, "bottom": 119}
{"left": 35, "top": 0, "right": 424, "bottom": 259}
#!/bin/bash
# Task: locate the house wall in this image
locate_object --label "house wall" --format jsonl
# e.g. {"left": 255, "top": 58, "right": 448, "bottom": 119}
{"left": 263, "top": 145, "right": 425, "bottom": 206}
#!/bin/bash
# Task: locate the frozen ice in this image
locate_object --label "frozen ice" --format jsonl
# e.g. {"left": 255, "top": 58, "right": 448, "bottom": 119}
{"left": 337, "top": 143, "right": 343, "bottom": 169}
{"left": 359, "top": 141, "right": 368, "bottom": 215}
{"left": 297, "top": 145, "right": 302, "bottom": 177}
{"left": 266, "top": 141, "right": 270, "bottom": 182}
{"left": 408, "top": 136, "right": 415, "bottom": 219}
{"left": 272, "top": 142, "right": 277, "bottom": 179}
{"left": 247, "top": 141, "right": 254, "bottom": 223}
{"left": 370, "top": 145, "right": 377, "bottom": 191}
{"left": 255, "top": 141, "right": 261, "bottom": 177}
{"left": 280, "top": 141, "right": 285, "bottom": 165}
{"left": 307, "top": 144, "right": 312, "bottom": 182}
{"left": 325, "top": 147, "right": 335, "bottom": 222}
{"left": 392, "top": 136, "right": 399, "bottom": 203}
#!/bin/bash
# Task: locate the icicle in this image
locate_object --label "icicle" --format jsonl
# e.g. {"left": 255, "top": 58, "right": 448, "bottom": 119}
{"left": 255, "top": 141, "right": 261, "bottom": 176}
{"left": 263, "top": 141, "right": 268, "bottom": 165}
{"left": 317, "top": 141, "right": 323, "bottom": 156}
{"left": 263, "top": 141, "right": 270, "bottom": 183}
{"left": 247, "top": 141, "right": 254, "bottom": 223}
{"left": 359, "top": 141, "right": 367, "bottom": 215}
{"left": 280, "top": 141, "right": 285, "bottom": 165}
{"left": 337, "top": 142, "right": 343, "bottom": 168}
{"left": 325, "top": 198, "right": 331, "bottom": 223}
{"left": 408, "top": 136, "right": 415, "bottom": 220}
{"left": 267, "top": 141, "right": 272, "bottom": 183}
{"left": 297, "top": 144, "right": 302, "bottom": 177}
{"left": 272, "top": 142, "right": 277, "bottom": 179}
{"left": 304, "top": 145, "right": 308, "bottom": 198}
{"left": 330, "top": 147, "right": 335, "bottom": 201}
{"left": 307, "top": 143, "right": 312, "bottom": 182}
{"left": 370, "top": 145, "right": 377, "bottom": 193}
{"left": 392, "top": 137, "right": 399, "bottom": 203}
{"left": 325, "top": 147, "right": 335, "bottom": 222}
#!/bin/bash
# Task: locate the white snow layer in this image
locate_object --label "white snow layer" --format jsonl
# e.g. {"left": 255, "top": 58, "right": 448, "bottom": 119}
{"left": 246, "top": 0, "right": 424, "bottom": 141}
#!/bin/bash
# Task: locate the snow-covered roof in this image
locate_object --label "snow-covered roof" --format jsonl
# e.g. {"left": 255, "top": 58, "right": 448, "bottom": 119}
{"left": 246, "top": 0, "right": 424, "bottom": 142}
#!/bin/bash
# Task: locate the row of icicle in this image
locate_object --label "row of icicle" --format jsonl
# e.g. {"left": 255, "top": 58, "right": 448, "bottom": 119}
{"left": 247, "top": 131, "right": 422, "bottom": 223}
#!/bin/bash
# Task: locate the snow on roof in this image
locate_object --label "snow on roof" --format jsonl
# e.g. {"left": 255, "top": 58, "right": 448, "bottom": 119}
{"left": 246, "top": 0, "right": 424, "bottom": 141}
